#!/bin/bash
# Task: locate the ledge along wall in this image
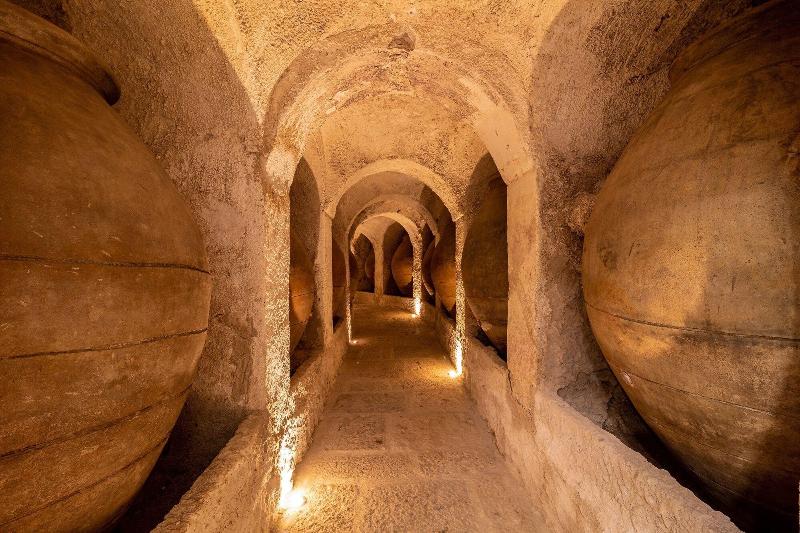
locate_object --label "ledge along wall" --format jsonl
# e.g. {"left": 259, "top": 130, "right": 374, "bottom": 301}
{"left": 9, "top": 0, "right": 773, "bottom": 530}
{"left": 431, "top": 306, "right": 738, "bottom": 532}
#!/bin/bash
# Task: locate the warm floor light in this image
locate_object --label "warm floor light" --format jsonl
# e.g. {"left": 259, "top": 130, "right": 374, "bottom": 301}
{"left": 279, "top": 487, "right": 306, "bottom": 512}
{"left": 448, "top": 369, "right": 461, "bottom": 378}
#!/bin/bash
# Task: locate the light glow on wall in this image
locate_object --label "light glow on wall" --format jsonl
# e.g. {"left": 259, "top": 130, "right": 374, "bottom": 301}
{"left": 452, "top": 218, "right": 466, "bottom": 379}
{"left": 277, "top": 433, "right": 305, "bottom": 511}
{"left": 449, "top": 340, "right": 463, "bottom": 377}
{"left": 280, "top": 487, "right": 306, "bottom": 512}
{"left": 411, "top": 232, "right": 423, "bottom": 318}
{"left": 346, "top": 298, "right": 353, "bottom": 344}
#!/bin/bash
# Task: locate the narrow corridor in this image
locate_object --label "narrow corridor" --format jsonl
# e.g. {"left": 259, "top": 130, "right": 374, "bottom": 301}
{"left": 272, "top": 303, "right": 545, "bottom": 532}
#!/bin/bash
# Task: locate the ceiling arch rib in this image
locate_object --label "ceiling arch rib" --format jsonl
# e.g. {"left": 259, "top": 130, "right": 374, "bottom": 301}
{"left": 351, "top": 211, "right": 420, "bottom": 251}
{"left": 328, "top": 159, "right": 459, "bottom": 220}
{"left": 351, "top": 216, "right": 416, "bottom": 251}
{"left": 347, "top": 196, "right": 436, "bottom": 243}
{"left": 262, "top": 24, "right": 537, "bottom": 199}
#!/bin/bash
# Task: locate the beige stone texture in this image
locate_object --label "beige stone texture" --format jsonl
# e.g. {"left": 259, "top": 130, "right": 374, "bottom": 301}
{"left": 154, "top": 415, "right": 279, "bottom": 533}
{"left": 1, "top": 0, "right": 787, "bottom": 530}
{"left": 272, "top": 303, "right": 546, "bottom": 532}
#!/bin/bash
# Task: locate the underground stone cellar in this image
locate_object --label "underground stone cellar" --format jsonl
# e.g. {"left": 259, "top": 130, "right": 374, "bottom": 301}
{"left": 0, "top": 0, "right": 797, "bottom": 531}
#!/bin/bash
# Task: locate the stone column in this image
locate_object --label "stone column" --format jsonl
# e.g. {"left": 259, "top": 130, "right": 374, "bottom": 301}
{"left": 453, "top": 217, "right": 466, "bottom": 375}
{"left": 370, "top": 236, "right": 384, "bottom": 302}
{"left": 411, "top": 230, "right": 423, "bottom": 314}
{"left": 255, "top": 179, "right": 292, "bottom": 432}
{"left": 505, "top": 167, "right": 541, "bottom": 408}
{"left": 303, "top": 214, "right": 333, "bottom": 348}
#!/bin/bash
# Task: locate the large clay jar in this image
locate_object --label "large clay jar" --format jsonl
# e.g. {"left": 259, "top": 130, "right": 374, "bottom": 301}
{"left": 290, "top": 230, "right": 315, "bottom": 353}
{"left": 331, "top": 238, "right": 346, "bottom": 322}
{"left": 350, "top": 236, "right": 375, "bottom": 294}
{"left": 582, "top": 2, "right": 799, "bottom": 527}
{"left": 431, "top": 222, "right": 457, "bottom": 316}
{"left": 0, "top": 3, "right": 211, "bottom": 531}
{"left": 463, "top": 178, "right": 508, "bottom": 354}
{"left": 422, "top": 240, "right": 435, "bottom": 296}
{"left": 391, "top": 234, "right": 413, "bottom": 297}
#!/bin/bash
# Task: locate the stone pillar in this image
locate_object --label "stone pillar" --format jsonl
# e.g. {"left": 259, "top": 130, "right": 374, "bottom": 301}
{"left": 303, "top": 214, "right": 333, "bottom": 348}
{"left": 453, "top": 217, "right": 466, "bottom": 375}
{"left": 371, "top": 236, "right": 385, "bottom": 302}
{"left": 254, "top": 180, "right": 292, "bottom": 432}
{"left": 505, "top": 167, "right": 541, "bottom": 408}
{"left": 344, "top": 239, "right": 353, "bottom": 342}
{"left": 411, "top": 230, "right": 423, "bottom": 313}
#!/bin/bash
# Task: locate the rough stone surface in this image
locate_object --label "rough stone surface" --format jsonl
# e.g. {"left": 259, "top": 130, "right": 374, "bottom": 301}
{"left": 437, "top": 308, "right": 740, "bottom": 533}
{"left": 290, "top": 323, "right": 351, "bottom": 463}
{"left": 272, "top": 303, "right": 546, "bottom": 532}
{"left": 154, "top": 414, "right": 278, "bottom": 533}
{"left": 0, "top": 0, "right": 777, "bottom": 529}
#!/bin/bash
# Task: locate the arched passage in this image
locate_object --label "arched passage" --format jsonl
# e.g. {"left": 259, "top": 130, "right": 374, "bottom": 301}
{"left": 259, "top": 34, "right": 543, "bottom": 393}
{"left": 3, "top": 1, "right": 775, "bottom": 531}
{"left": 352, "top": 213, "right": 420, "bottom": 303}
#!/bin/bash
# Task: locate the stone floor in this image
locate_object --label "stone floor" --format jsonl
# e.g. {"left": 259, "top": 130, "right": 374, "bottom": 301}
{"left": 272, "top": 303, "right": 545, "bottom": 532}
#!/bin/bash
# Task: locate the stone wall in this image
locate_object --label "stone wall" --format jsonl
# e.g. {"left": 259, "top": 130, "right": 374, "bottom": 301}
{"left": 153, "top": 320, "right": 350, "bottom": 532}
{"left": 433, "top": 309, "right": 740, "bottom": 532}
{"left": 4, "top": 1, "right": 771, "bottom": 529}
{"left": 153, "top": 415, "right": 279, "bottom": 533}
{"left": 291, "top": 322, "right": 350, "bottom": 462}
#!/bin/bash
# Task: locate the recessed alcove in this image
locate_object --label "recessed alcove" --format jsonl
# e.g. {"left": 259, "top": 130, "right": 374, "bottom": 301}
{"left": 1, "top": 0, "right": 794, "bottom": 532}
